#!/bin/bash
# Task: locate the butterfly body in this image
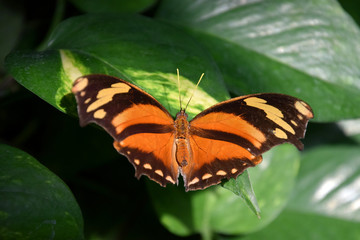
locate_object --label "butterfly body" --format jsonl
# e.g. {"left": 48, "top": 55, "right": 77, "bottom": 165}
{"left": 175, "top": 110, "right": 191, "bottom": 167}
{"left": 72, "top": 74, "right": 313, "bottom": 191}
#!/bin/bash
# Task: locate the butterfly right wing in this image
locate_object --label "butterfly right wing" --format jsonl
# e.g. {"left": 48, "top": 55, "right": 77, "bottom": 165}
{"left": 182, "top": 93, "right": 313, "bottom": 191}
{"left": 72, "top": 74, "right": 179, "bottom": 186}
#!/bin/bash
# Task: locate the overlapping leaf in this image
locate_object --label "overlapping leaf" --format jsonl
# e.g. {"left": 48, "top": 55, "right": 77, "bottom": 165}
{"left": 156, "top": 0, "right": 360, "bottom": 121}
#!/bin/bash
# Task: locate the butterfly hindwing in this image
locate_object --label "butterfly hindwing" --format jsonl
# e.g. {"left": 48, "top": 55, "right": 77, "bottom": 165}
{"left": 72, "top": 74, "right": 179, "bottom": 186}
{"left": 182, "top": 93, "right": 313, "bottom": 190}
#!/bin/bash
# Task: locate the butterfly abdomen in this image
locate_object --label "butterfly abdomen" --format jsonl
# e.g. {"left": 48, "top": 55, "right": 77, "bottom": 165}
{"left": 174, "top": 110, "right": 191, "bottom": 167}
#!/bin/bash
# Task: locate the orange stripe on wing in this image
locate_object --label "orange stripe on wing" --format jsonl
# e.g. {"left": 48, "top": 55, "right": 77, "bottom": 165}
{"left": 111, "top": 104, "right": 174, "bottom": 135}
{"left": 190, "top": 112, "right": 266, "bottom": 149}
{"left": 189, "top": 134, "right": 256, "bottom": 166}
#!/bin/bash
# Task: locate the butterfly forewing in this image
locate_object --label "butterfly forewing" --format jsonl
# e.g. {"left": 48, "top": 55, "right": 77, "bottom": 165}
{"left": 72, "top": 74, "right": 179, "bottom": 186}
{"left": 183, "top": 93, "right": 313, "bottom": 191}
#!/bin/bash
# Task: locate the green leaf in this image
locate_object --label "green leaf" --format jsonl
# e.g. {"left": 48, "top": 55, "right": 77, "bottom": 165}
{"left": 69, "top": 0, "right": 156, "bottom": 13}
{"left": 0, "top": 144, "right": 84, "bottom": 240}
{"left": 237, "top": 144, "right": 360, "bottom": 240}
{"left": 5, "top": 14, "right": 228, "bottom": 119}
{"left": 148, "top": 144, "right": 300, "bottom": 237}
{"left": 222, "top": 171, "right": 261, "bottom": 218}
{"left": 288, "top": 145, "right": 360, "bottom": 221}
{"left": 156, "top": 0, "right": 360, "bottom": 121}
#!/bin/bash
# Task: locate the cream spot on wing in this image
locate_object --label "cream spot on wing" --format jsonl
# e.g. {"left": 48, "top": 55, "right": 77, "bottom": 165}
{"left": 85, "top": 98, "right": 91, "bottom": 104}
{"left": 86, "top": 82, "right": 131, "bottom": 112}
{"left": 72, "top": 77, "right": 88, "bottom": 92}
{"left": 216, "top": 170, "right": 226, "bottom": 176}
{"left": 126, "top": 151, "right": 131, "bottom": 155}
{"left": 295, "top": 101, "right": 313, "bottom": 118}
{"left": 134, "top": 159, "right": 140, "bottom": 165}
{"left": 291, "top": 120, "right": 298, "bottom": 126}
{"left": 245, "top": 97, "right": 283, "bottom": 117}
{"left": 166, "top": 176, "right": 175, "bottom": 184}
{"left": 202, "top": 173, "right": 212, "bottom": 180}
{"left": 80, "top": 91, "right": 86, "bottom": 97}
{"left": 231, "top": 168, "right": 238, "bottom": 174}
{"left": 242, "top": 163, "right": 247, "bottom": 166}
{"left": 93, "top": 109, "right": 107, "bottom": 119}
{"left": 143, "top": 163, "right": 152, "bottom": 169}
{"left": 297, "top": 114, "right": 303, "bottom": 120}
{"left": 274, "top": 128, "right": 288, "bottom": 139}
{"left": 188, "top": 177, "right": 199, "bottom": 185}
{"left": 244, "top": 97, "right": 295, "bottom": 134}
{"left": 155, "top": 170, "right": 164, "bottom": 177}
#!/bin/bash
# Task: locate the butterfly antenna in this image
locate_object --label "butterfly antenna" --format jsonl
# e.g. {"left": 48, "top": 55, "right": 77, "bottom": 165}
{"left": 184, "top": 72, "right": 204, "bottom": 111}
{"left": 177, "top": 68, "right": 182, "bottom": 110}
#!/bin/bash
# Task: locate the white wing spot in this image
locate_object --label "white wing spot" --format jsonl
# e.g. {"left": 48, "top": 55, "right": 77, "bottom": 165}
{"left": 166, "top": 176, "right": 175, "bottom": 184}
{"left": 188, "top": 177, "right": 199, "bottom": 185}
{"left": 93, "top": 109, "right": 106, "bottom": 119}
{"left": 216, "top": 170, "right": 226, "bottom": 176}
{"left": 244, "top": 97, "right": 295, "bottom": 134}
{"left": 155, "top": 169, "right": 164, "bottom": 177}
{"left": 86, "top": 83, "right": 131, "bottom": 112}
{"left": 134, "top": 159, "right": 140, "bottom": 165}
{"left": 143, "top": 163, "right": 152, "bottom": 170}
{"left": 291, "top": 120, "right": 298, "bottom": 126}
{"left": 273, "top": 128, "right": 288, "bottom": 139}
{"left": 231, "top": 168, "right": 238, "bottom": 174}
{"left": 73, "top": 77, "right": 88, "bottom": 92}
{"left": 295, "top": 101, "right": 312, "bottom": 118}
{"left": 202, "top": 173, "right": 212, "bottom": 180}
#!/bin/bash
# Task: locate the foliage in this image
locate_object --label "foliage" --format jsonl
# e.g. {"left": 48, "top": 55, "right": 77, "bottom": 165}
{"left": 1, "top": 0, "right": 360, "bottom": 239}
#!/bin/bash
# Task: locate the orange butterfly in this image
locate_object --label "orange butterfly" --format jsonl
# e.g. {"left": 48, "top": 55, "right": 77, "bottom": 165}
{"left": 72, "top": 72, "right": 313, "bottom": 191}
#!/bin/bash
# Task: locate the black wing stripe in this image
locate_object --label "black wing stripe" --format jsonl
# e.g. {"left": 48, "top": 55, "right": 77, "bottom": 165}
{"left": 116, "top": 123, "right": 174, "bottom": 142}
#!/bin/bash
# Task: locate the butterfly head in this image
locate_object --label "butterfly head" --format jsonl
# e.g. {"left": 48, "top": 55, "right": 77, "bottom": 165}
{"left": 176, "top": 109, "right": 188, "bottom": 120}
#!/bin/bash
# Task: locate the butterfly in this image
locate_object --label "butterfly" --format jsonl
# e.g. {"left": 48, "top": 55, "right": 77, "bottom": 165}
{"left": 72, "top": 72, "right": 313, "bottom": 191}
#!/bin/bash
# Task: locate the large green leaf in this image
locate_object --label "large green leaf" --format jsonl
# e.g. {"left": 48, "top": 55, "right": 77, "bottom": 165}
{"left": 156, "top": 0, "right": 360, "bottom": 121}
{"left": 0, "top": 144, "right": 84, "bottom": 240}
{"left": 5, "top": 14, "right": 228, "bottom": 119}
{"left": 237, "top": 144, "right": 360, "bottom": 239}
{"left": 148, "top": 144, "right": 300, "bottom": 238}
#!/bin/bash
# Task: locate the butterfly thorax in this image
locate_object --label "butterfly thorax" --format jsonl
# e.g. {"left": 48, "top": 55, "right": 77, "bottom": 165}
{"left": 174, "top": 110, "right": 191, "bottom": 167}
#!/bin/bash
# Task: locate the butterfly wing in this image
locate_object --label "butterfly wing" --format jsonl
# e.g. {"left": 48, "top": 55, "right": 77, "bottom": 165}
{"left": 182, "top": 93, "right": 313, "bottom": 191}
{"left": 72, "top": 74, "right": 179, "bottom": 186}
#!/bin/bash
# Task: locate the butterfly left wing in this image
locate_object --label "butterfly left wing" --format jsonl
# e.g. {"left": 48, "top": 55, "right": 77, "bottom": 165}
{"left": 182, "top": 93, "right": 313, "bottom": 191}
{"left": 72, "top": 74, "right": 179, "bottom": 187}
